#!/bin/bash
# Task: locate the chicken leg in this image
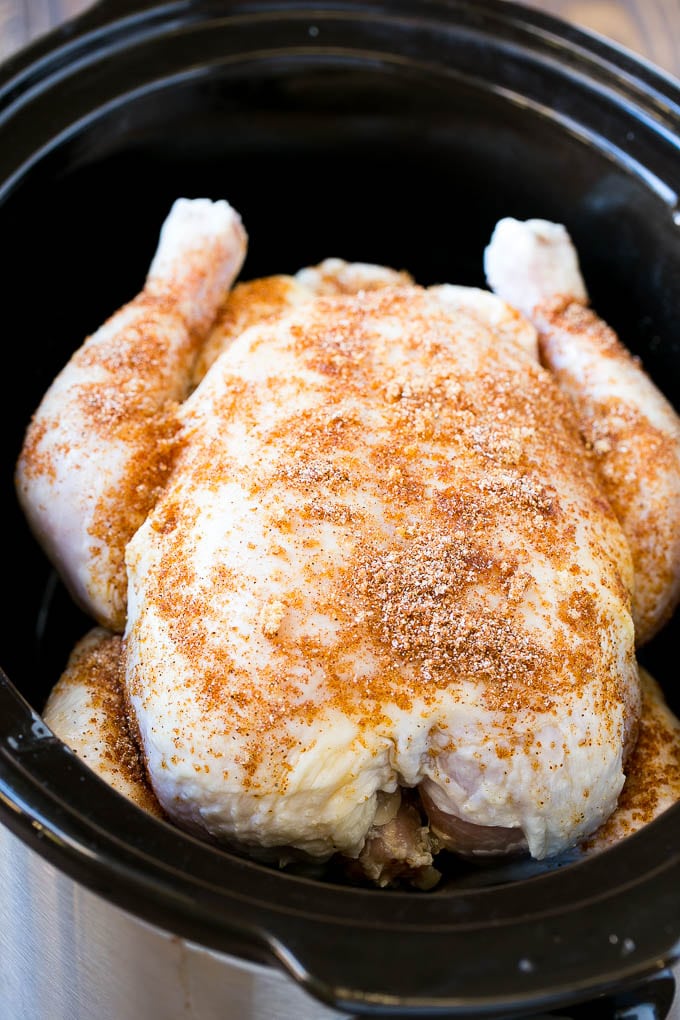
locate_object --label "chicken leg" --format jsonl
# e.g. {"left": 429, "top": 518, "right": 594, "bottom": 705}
{"left": 484, "top": 218, "right": 680, "bottom": 644}
{"left": 15, "top": 198, "right": 247, "bottom": 631}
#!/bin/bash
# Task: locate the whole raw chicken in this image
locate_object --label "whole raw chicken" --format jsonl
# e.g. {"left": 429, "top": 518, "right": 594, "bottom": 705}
{"left": 16, "top": 200, "right": 680, "bottom": 887}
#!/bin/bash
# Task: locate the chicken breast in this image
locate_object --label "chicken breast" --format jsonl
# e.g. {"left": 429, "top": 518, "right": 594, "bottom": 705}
{"left": 124, "top": 284, "right": 638, "bottom": 861}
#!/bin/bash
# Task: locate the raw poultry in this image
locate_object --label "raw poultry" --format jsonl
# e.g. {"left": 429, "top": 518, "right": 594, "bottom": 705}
{"left": 17, "top": 199, "right": 680, "bottom": 887}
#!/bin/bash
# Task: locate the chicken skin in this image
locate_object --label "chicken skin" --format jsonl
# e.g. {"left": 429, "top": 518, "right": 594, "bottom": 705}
{"left": 17, "top": 200, "right": 680, "bottom": 884}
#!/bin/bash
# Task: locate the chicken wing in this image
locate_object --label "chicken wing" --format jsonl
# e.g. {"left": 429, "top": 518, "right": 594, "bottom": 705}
{"left": 42, "top": 628, "right": 163, "bottom": 818}
{"left": 581, "top": 667, "right": 680, "bottom": 854}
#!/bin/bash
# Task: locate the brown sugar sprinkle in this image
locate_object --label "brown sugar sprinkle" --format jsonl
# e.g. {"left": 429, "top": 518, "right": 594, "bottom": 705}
{"left": 277, "top": 452, "right": 352, "bottom": 491}
{"left": 90, "top": 405, "right": 183, "bottom": 629}
{"left": 18, "top": 288, "right": 209, "bottom": 632}
{"left": 581, "top": 400, "right": 678, "bottom": 494}
{"left": 348, "top": 533, "right": 548, "bottom": 692}
{"left": 17, "top": 414, "right": 57, "bottom": 482}
{"left": 260, "top": 598, "right": 287, "bottom": 638}
{"left": 578, "top": 400, "right": 678, "bottom": 604}
{"left": 74, "top": 293, "right": 199, "bottom": 382}
{"left": 618, "top": 695, "right": 680, "bottom": 823}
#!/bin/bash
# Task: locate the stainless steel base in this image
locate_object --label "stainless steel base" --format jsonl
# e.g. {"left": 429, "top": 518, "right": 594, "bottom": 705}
{"left": 0, "top": 823, "right": 347, "bottom": 1020}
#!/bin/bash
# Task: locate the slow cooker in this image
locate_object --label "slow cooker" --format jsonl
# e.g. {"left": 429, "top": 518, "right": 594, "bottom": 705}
{"left": 1, "top": 2, "right": 679, "bottom": 1017}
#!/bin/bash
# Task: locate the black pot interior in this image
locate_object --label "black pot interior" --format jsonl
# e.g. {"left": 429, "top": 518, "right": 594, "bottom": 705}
{"left": 1, "top": 1, "right": 680, "bottom": 1014}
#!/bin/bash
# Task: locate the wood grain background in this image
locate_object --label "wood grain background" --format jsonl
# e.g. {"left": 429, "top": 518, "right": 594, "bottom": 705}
{"left": 0, "top": 0, "right": 679, "bottom": 76}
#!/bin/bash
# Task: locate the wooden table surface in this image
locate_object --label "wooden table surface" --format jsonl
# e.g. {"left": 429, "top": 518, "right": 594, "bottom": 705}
{"left": 0, "top": 0, "right": 679, "bottom": 77}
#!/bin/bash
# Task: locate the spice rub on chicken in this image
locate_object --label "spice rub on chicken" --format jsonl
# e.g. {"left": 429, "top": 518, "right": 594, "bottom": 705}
{"left": 22, "top": 199, "right": 680, "bottom": 887}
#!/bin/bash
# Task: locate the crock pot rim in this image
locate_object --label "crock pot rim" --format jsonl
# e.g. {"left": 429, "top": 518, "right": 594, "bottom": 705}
{"left": 1, "top": 0, "right": 680, "bottom": 89}
{"left": 2, "top": 0, "right": 680, "bottom": 121}
{"left": 2, "top": 1, "right": 680, "bottom": 1014}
